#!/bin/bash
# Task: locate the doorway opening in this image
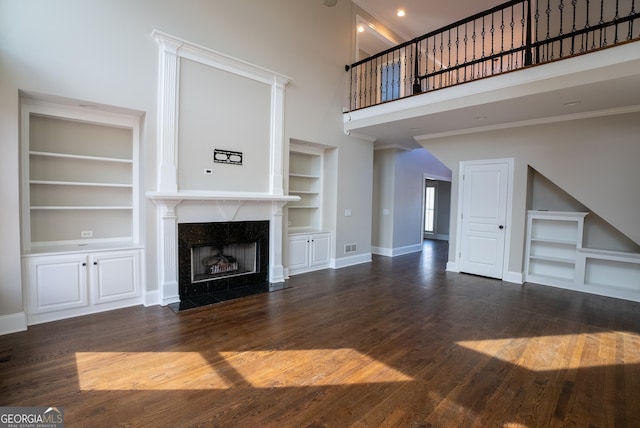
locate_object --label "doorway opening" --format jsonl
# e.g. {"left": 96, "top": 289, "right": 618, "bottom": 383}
{"left": 422, "top": 176, "right": 451, "bottom": 242}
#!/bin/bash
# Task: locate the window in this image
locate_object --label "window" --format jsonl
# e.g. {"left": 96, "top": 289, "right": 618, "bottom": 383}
{"left": 381, "top": 61, "right": 401, "bottom": 102}
{"left": 424, "top": 180, "right": 437, "bottom": 234}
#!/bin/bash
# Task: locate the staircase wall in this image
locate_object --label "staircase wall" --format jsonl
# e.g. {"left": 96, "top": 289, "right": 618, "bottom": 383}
{"left": 419, "top": 110, "right": 640, "bottom": 275}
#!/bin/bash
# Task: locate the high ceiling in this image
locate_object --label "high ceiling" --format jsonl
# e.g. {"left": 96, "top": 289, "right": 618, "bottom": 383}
{"left": 354, "top": 0, "right": 506, "bottom": 45}
{"left": 346, "top": 1, "right": 640, "bottom": 150}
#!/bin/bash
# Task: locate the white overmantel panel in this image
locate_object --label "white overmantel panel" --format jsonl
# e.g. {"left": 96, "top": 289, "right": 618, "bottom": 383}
{"left": 150, "top": 31, "right": 295, "bottom": 305}
{"left": 152, "top": 30, "right": 292, "bottom": 195}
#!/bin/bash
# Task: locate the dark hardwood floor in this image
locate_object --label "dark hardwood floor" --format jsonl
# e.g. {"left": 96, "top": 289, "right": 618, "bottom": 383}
{"left": 1, "top": 240, "right": 639, "bottom": 427}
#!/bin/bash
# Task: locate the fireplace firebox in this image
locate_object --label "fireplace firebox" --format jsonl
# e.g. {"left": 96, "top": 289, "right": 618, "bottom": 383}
{"left": 178, "top": 221, "right": 269, "bottom": 301}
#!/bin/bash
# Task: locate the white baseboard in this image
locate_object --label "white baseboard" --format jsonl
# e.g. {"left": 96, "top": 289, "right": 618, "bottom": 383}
{"left": 372, "top": 244, "right": 422, "bottom": 257}
{"left": 503, "top": 271, "right": 524, "bottom": 284}
{"left": 371, "top": 246, "right": 392, "bottom": 257}
{"left": 0, "top": 312, "right": 27, "bottom": 336}
{"left": 144, "top": 290, "right": 160, "bottom": 307}
{"left": 332, "top": 253, "right": 372, "bottom": 269}
{"left": 446, "top": 261, "right": 460, "bottom": 272}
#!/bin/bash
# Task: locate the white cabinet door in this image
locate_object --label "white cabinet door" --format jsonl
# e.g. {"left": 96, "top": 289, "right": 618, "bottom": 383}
{"left": 288, "top": 233, "right": 331, "bottom": 275}
{"left": 288, "top": 235, "right": 310, "bottom": 272}
{"left": 26, "top": 254, "right": 89, "bottom": 315}
{"left": 91, "top": 250, "right": 141, "bottom": 305}
{"left": 310, "top": 233, "right": 331, "bottom": 267}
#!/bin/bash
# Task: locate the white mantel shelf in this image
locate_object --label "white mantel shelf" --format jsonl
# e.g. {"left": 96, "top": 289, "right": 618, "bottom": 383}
{"left": 146, "top": 191, "right": 299, "bottom": 203}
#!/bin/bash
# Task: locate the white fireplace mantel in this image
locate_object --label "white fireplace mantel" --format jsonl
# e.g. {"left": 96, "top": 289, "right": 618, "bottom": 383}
{"left": 148, "top": 191, "right": 299, "bottom": 306}
{"left": 149, "top": 31, "right": 296, "bottom": 306}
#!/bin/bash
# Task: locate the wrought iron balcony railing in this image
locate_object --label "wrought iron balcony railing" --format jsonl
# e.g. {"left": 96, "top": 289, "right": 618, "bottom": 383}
{"left": 346, "top": 0, "right": 639, "bottom": 112}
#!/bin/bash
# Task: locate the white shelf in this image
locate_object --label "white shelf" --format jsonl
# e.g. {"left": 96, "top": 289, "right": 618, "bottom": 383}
{"left": 30, "top": 150, "right": 133, "bottom": 164}
{"left": 30, "top": 206, "right": 133, "bottom": 210}
{"left": 529, "top": 255, "right": 576, "bottom": 265}
{"left": 30, "top": 180, "right": 133, "bottom": 188}
{"left": 530, "top": 237, "right": 577, "bottom": 246}
{"left": 290, "top": 190, "right": 319, "bottom": 194}
{"left": 289, "top": 173, "right": 320, "bottom": 179}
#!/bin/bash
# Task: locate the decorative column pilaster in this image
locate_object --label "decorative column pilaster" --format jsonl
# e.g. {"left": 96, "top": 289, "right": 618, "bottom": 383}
{"left": 269, "top": 201, "right": 287, "bottom": 286}
{"left": 153, "top": 31, "right": 182, "bottom": 193}
{"left": 156, "top": 199, "right": 181, "bottom": 304}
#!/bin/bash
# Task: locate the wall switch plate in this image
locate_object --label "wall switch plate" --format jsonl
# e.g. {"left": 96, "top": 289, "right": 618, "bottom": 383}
{"left": 344, "top": 208, "right": 352, "bottom": 217}
{"left": 81, "top": 231, "right": 93, "bottom": 238}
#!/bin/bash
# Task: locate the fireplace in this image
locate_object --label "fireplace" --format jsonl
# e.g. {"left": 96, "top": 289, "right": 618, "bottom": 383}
{"left": 178, "top": 221, "right": 269, "bottom": 300}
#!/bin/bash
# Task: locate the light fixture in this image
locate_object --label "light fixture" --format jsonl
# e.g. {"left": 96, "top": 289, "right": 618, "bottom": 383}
{"left": 357, "top": 25, "right": 365, "bottom": 33}
{"left": 397, "top": 9, "right": 406, "bottom": 17}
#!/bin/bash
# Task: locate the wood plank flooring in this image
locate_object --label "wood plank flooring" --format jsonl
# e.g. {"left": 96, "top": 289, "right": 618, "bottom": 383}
{"left": 2, "top": 240, "right": 639, "bottom": 427}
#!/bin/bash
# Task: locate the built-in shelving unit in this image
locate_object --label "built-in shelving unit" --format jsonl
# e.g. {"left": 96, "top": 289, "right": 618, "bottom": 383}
{"left": 22, "top": 102, "right": 139, "bottom": 250}
{"left": 525, "top": 210, "right": 640, "bottom": 302}
{"left": 20, "top": 97, "right": 143, "bottom": 324}
{"left": 525, "top": 211, "right": 586, "bottom": 286}
{"left": 288, "top": 144, "right": 323, "bottom": 233}
{"left": 287, "top": 141, "right": 332, "bottom": 275}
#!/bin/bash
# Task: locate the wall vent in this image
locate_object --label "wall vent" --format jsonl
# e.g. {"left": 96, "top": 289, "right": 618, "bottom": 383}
{"left": 345, "top": 243, "right": 357, "bottom": 253}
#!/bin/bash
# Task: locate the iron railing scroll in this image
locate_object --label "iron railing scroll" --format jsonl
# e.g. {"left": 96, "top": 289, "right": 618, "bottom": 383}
{"left": 346, "top": 0, "right": 639, "bottom": 111}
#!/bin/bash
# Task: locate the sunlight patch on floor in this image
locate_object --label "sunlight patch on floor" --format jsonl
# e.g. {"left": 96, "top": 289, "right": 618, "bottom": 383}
{"left": 218, "top": 348, "right": 413, "bottom": 387}
{"left": 456, "top": 331, "right": 640, "bottom": 371}
{"left": 75, "top": 348, "right": 412, "bottom": 390}
{"left": 75, "top": 352, "right": 232, "bottom": 390}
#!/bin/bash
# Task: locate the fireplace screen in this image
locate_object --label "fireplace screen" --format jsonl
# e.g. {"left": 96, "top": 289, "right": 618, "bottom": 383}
{"left": 191, "top": 242, "right": 257, "bottom": 283}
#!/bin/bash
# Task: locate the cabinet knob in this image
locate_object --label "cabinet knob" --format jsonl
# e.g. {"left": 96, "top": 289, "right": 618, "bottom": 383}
{"left": 82, "top": 263, "right": 87, "bottom": 266}
{"left": 93, "top": 261, "right": 98, "bottom": 265}
{"left": 499, "top": 225, "right": 504, "bottom": 230}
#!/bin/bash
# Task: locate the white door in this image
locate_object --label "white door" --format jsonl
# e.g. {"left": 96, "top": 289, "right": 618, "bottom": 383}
{"left": 459, "top": 160, "right": 511, "bottom": 279}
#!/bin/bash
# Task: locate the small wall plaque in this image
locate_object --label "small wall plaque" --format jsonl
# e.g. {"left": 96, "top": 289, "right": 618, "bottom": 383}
{"left": 214, "top": 149, "right": 243, "bottom": 165}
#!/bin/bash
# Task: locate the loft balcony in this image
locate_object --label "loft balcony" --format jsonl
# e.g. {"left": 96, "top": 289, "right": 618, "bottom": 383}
{"left": 344, "top": 0, "right": 640, "bottom": 148}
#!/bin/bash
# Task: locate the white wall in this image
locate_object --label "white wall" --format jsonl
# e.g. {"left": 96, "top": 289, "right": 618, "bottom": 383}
{"left": 0, "top": 0, "right": 373, "bottom": 324}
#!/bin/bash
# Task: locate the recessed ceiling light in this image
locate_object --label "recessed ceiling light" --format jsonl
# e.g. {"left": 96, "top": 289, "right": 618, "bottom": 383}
{"left": 357, "top": 25, "right": 365, "bottom": 33}
{"left": 564, "top": 100, "right": 581, "bottom": 106}
{"left": 397, "top": 9, "right": 406, "bottom": 17}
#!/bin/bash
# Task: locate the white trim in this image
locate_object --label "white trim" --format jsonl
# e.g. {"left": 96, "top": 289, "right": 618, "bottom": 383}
{"left": 372, "top": 244, "right": 423, "bottom": 257}
{"left": 446, "top": 261, "right": 459, "bottom": 273}
{"left": 416, "top": 105, "right": 640, "bottom": 141}
{"left": 503, "top": 271, "right": 524, "bottom": 285}
{"left": 143, "top": 290, "right": 160, "bottom": 307}
{"left": 332, "top": 253, "right": 372, "bottom": 269}
{"left": 372, "top": 246, "right": 393, "bottom": 257}
{"left": 0, "top": 312, "right": 27, "bottom": 336}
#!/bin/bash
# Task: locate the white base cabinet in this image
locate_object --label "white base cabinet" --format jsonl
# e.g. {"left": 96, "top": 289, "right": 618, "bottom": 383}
{"left": 24, "top": 248, "right": 143, "bottom": 325}
{"left": 288, "top": 233, "right": 331, "bottom": 275}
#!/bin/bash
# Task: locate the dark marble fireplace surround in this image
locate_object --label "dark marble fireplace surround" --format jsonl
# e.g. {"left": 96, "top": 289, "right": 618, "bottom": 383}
{"left": 175, "top": 221, "right": 270, "bottom": 311}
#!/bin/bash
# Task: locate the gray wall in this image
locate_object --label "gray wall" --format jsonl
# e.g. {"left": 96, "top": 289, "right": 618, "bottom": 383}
{"left": 372, "top": 148, "right": 451, "bottom": 254}
{"left": 421, "top": 112, "right": 640, "bottom": 275}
